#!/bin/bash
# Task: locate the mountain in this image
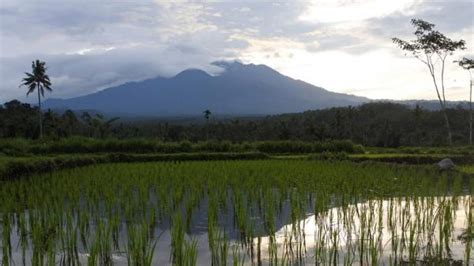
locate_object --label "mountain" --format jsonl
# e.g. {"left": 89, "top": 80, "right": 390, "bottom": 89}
{"left": 43, "top": 61, "right": 369, "bottom": 116}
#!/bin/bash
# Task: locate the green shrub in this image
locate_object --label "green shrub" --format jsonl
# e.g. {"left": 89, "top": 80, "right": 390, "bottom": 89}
{"left": 0, "top": 138, "right": 30, "bottom": 154}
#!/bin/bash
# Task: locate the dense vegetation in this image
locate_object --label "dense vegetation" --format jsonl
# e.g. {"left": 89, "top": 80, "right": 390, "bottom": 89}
{"left": 2, "top": 100, "right": 473, "bottom": 147}
{"left": 1, "top": 161, "right": 472, "bottom": 265}
{"left": 0, "top": 138, "right": 361, "bottom": 156}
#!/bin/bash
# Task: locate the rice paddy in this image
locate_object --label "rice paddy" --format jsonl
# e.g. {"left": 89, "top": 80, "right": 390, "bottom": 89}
{"left": 0, "top": 160, "right": 472, "bottom": 265}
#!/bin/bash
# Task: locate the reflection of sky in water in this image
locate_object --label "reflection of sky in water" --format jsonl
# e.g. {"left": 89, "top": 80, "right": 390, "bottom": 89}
{"left": 256, "top": 196, "right": 472, "bottom": 265}
{"left": 4, "top": 196, "right": 472, "bottom": 265}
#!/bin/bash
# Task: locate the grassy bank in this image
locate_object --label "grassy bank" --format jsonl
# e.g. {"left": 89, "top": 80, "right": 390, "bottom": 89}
{"left": 0, "top": 138, "right": 363, "bottom": 155}
{"left": 5, "top": 152, "right": 474, "bottom": 181}
{"left": 349, "top": 153, "right": 474, "bottom": 165}
{"left": 365, "top": 145, "right": 474, "bottom": 155}
{"left": 2, "top": 137, "right": 474, "bottom": 180}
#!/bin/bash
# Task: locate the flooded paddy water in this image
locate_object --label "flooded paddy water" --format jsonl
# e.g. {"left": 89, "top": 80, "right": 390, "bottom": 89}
{"left": 0, "top": 160, "right": 472, "bottom": 265}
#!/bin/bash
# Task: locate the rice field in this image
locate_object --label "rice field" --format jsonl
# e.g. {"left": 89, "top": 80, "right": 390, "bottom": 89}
{"left": 0, "top": 160, "right": 472, "bottom": 265}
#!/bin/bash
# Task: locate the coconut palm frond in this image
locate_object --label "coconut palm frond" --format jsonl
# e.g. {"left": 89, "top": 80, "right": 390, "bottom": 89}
{"left": 20, "top": 59, "right": 53, "bottom": 139}
{"left": 26, "top": 83, "right": 36, "bottom": 95}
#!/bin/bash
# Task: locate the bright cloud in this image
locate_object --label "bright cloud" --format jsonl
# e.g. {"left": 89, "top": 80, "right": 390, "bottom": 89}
{"left": 300, "top": 0, "right": 418, "bottom": 23}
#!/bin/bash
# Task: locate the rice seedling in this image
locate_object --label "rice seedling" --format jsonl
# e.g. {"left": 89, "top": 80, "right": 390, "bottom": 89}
{"left": 0, "top": 160, "right": 471, "bottom": 265}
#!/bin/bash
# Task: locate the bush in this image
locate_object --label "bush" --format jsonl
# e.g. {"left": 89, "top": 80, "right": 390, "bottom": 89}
{"left": 178, "top": 141, "right": 193, "bottom": 152}
{"left": 0, "top": 138, "right": 30, "bottom": 155}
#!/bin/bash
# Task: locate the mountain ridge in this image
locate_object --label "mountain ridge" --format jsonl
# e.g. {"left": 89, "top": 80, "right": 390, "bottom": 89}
{"left": 43, "top": 61, "right": 369, "bottom": 116}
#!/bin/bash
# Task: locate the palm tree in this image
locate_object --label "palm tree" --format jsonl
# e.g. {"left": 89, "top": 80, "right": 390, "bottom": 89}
{"left": 456, "top": 57, "right": 474, "bottom": 144}
{"left": 203, "top": 109, "right": 212, "bottom": 140}
{"left": 20, "top": 60, "right": 52, "bottom": 139}
{"left": 203, "top": 109, "right": 212, "bottom": 121}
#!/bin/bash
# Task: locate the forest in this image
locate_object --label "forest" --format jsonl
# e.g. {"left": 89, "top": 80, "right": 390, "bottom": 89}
{"left": 1, "top": 99, "right": 472, "bottom": 147}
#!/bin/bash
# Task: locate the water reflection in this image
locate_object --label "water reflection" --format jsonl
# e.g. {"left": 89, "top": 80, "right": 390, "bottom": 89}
{"left": 4, "top": 196, "right": 471, "bottom": 265}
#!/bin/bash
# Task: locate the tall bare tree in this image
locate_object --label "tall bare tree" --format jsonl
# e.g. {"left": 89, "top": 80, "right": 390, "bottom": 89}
{"left": 393, "top": 19, "right": 465, "bottom": 145}
{"left": 456, "top": 57, "right": 474, "bottom": 144}
{"left": 20, "top": 60, "right": 52, "bottom": 139}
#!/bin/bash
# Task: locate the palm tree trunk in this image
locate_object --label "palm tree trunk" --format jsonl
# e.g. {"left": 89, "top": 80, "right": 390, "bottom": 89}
{"left": 470, "top": 74, "right": 473, "bottom": 145}
{"left": 205, "top": 119, "right": 209, "bottom": 141}
{"left": 37, "top": 84, "right": 43, "bottom": 139}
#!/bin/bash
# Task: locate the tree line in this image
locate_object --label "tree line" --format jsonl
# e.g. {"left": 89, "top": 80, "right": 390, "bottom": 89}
{"left": 1, "top": 99, "right": 474, "bottom": 147}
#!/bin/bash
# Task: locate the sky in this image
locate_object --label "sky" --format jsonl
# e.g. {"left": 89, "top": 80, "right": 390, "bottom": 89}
{"left": 0, "top": 0, "right": 473, "bottom": 103}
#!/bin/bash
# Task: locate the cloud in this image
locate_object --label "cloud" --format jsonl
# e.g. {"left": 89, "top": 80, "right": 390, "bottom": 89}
{"left": 0, "top": 0, "right": 244, "bottom": 101}
{"left": 1, "top": 44, "right": 228, "bottom": 101}
{"left": 0, "top": 0, "right": 473, "bottom": 103}
{"left": 366, "top": 1, "right": 473, "bottom": 43}
{"left": 300, "top": 0, "right": 418, "bottom": 24}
